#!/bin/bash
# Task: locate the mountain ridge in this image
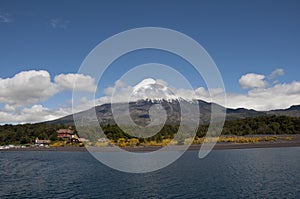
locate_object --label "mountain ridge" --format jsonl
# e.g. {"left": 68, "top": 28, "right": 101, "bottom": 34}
{"left": 43, "top": 99, "right": 300, "bottom": 126}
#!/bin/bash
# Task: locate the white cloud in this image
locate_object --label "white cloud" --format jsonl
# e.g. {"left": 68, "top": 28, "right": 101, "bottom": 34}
{"left": 0, "top": 105, "right": 71, "bottom": 124}
{"left": 0, "top": 96, "right": 99, "bottom": 124}
{"left": 1, "top": 69, "right": 300, "bottom": 124}
{"left": 226, "top": 81, "right": 300, "bottom": 111}
{"left": 239, "top": 73, "right": 267, "bottom": 89}
{"left": 0, "top": 12, "right": 12, "bottom": 23}
{"left": 95, "top": 76, "right": 300, "bottom": 112}
{"left": 0, "top": 70, "right": 97, "bottom": 123}
{"left": 269, "top": 68, "right": 284, "bottom": 79}
{"left": 115, "top": 80, "right": 126, "bottom": 87}
{"left": 0, "top": 70, "right": 58, "bottom": 107}
{"left": 103, "top": 87, "right": 114, "bottom": 96}
{"left": 0, "top": 71, "right": 96, "bottom": 108}
{"left": 49, "top": 18, "right": 70, "bottom": 29}
{"left": 4, "top": 104, "right": 16, "bottom": 112}
{"left": 54, "top": 73, "right": 97, "bottom": 92}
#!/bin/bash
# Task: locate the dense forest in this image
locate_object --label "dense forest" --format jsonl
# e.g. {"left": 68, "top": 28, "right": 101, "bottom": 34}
{"left": 101, "top": 115, "right": 300, "bottom": 143}
{"left": 0, "top": 124, "right": 68, "bottom": 145}
{"left": 0, "top": 115, "right": 300, "bottom": 146}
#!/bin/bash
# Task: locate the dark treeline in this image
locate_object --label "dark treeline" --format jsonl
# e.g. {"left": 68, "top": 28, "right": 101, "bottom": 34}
{"left": 222, "top": 115, "right": 300, "bottom": 135}
{"left": 0, "top": 115, "right": 300, "bottom": 145}
{"left": 0, "top": 123, "right": 70, "bottom": 145}
{"left": 101, "top": 115, "right": 300, "bottom": 142}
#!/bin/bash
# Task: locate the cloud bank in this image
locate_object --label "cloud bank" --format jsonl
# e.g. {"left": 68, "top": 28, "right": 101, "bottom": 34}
{"left": 0, "top": 68, "right": 299, "bottom": 124}
{"left": 0, "top": 70, "right": 96, "bottom": 123}
{"left": 0, "top": 70, "right": 58, "bottom": 107}
{"left": 54, "top": 73, "right": 97, "bottom": 92}
{"left": 97, "top": 74, "right": 300, "bottom": 112}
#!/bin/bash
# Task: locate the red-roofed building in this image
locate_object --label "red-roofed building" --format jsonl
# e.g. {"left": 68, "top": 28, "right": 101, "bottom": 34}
{"left": 57, "top": 126, "right": 74, "bottom": 139}
{"left": 57, "top": 127, "right": 80, "bottom": 142}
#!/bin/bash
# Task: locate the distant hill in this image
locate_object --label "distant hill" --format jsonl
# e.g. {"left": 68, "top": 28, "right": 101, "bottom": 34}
{"left": 43, "top": 99, "right": 300, "bottom": 126}
{"left": 268, "top": 105, "right": 300, "bottom": 117}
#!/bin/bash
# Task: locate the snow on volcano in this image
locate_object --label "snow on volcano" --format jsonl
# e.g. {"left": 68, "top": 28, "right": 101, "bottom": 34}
{"left": 131, "top": 78, "right": 179, "bottom": 102}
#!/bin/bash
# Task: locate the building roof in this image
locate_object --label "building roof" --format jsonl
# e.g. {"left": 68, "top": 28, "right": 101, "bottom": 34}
{"left": 35, "top": 138, "right": 51, "bottom": 144}
{"left": 56, "top": 127, "right": 74, "bottom": 134}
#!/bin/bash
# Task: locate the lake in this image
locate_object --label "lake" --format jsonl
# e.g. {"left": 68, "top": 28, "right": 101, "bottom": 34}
{"left": 1, "top": 147, "right": 300, "bottom": 198}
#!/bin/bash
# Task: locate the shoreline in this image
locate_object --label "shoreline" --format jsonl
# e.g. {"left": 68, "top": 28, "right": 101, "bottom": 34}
{"left": 2, "top": 140, "right": 300, "bottom": 152}
{"left": 124, "top": 141, "right": 300, "bottom": 152}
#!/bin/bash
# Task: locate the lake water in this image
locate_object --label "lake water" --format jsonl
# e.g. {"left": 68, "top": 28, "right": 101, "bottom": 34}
{"left": 1, "top": 147, "right": 300, "bottom": 198}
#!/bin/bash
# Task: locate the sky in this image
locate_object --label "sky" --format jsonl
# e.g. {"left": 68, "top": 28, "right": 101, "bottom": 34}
{"left": 0, "top": 0, "right": 300, "bottom": 124}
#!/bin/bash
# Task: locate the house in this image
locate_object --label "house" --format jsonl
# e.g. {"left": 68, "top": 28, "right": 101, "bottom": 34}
{"left": 56, "top": 127, "right": 80, "bottom": 143}
{"left": 35, "top": 138, "right": 51, "bottom": 147}
{"left": 57, "top": 127, "right": 74, "bottom": 139}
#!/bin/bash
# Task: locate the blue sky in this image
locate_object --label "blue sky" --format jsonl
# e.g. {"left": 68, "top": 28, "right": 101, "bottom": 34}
{"left": 0, "top": 0, "right": 300, "bottom": 123}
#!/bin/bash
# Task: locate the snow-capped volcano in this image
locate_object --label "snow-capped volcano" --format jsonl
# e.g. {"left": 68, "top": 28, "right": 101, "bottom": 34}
{"left": 131, "top": 78, "right": 179, "bottom": 102}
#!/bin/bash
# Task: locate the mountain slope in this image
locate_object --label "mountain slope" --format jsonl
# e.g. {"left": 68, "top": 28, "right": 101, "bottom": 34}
{"left": 43, "top": 99, "right": 300, "bottom": 126}
{"left": 268, "top": 105, "right": 300, "bottom": 117}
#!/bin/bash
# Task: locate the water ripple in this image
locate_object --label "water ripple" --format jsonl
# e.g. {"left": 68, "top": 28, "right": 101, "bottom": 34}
{"left": 0, "top": 148, "right": 300, "bottom": 198}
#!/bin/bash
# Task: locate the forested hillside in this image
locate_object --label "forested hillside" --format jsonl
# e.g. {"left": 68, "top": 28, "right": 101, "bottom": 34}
{"left": 1, "top": 115, "right": 300, "bottom": 146}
